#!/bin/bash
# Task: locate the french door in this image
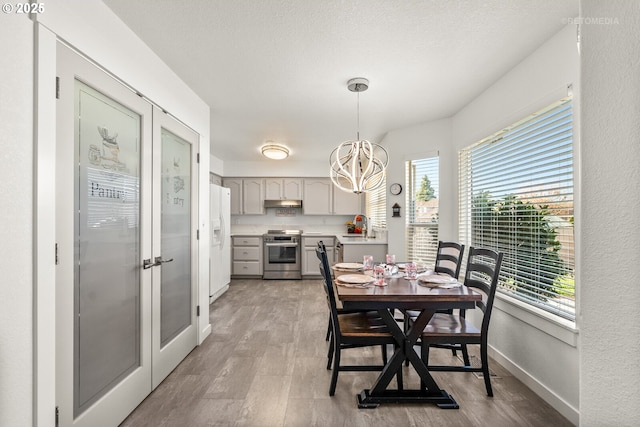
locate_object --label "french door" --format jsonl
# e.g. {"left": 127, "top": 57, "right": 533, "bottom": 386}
{"left": 55, "top": 44, "right": 197, "bottom": 427}
{"left": 151, "top": 107, "right": 198, "bottom": 389}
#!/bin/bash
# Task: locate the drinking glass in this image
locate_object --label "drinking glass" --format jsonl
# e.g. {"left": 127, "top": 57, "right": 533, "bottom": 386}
{"left": 405, "top": 262, "right": 417, "bottom": 279}
{"left": 363, "top": 255, "right": 374, "bottom": 271}
{"left": 373, "top": 265, "right": 385, "bottom": 285}
{"left": 385, "top": 254, "right": 396, "bottom": 265}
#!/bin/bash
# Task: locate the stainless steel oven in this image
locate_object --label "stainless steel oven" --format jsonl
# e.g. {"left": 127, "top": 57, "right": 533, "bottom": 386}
{"left": 262, "top": 229, "right": 302, "bottom": 279}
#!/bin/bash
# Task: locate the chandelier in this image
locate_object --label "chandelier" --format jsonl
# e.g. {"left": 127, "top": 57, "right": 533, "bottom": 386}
{"left": 330, "top": 78, "right": 388, "bottom": 194}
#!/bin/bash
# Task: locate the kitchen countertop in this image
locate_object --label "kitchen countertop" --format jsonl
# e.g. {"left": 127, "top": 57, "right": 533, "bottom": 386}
{"left": 336, "top": 234, "right": 387, "bottom": 245}
{"left": 230, "top": 230, "right": 387, "bottom": 244}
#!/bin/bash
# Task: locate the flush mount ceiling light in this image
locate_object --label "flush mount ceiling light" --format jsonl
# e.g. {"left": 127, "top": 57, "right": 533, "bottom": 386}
{"left": 330, "top": 78, "right": 388, "bottom": 194}
{"left": 261, "top": 143, "right": 289, "bottom": 160}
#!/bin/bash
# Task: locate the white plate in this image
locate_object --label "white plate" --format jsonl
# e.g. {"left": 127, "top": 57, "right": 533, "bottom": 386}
{"left": 416, "top": 272, "right": 458, "bottom": 284}
{"left": 334, "top": 262, "right": 364, "bottom": 270}
{"left": 336, "top": 282, "right": 374, "bottom": 288}
{"left": 336, "top": 273, "right": 374, "bottom": 285}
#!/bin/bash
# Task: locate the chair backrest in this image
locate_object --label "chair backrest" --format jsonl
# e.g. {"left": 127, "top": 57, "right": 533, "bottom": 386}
{"left": 434, "top": 241, "right": 465, "bottom": 279}
{"left": 461, "top": 247, "right": 503, "bottom": 334}
{"left": 316, "top": 241, "right": 341, "bottom": 336}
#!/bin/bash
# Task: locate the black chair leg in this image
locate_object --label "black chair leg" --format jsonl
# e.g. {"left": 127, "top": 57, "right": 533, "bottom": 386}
{"left": 329, "top": 346, "right": 340, "bottom": 396}
{"left": 326, "top": 336, "right": 334, "bottom": 370}
{"left": 461, "top": 343, "right": 471, "bottom": 367}
{"left": 480, "top": 344, "right": 493, "bottom": 397}
{"left": 381, "top": 344, "right": 388, "bottom": 365}
{"left": 325, "top": 316, "right": 332, "bottom": 342}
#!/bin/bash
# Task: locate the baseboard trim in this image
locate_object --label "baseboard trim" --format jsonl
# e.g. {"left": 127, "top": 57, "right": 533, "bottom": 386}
{"left": 209, "top": 284, "right": 230, "bottom": 304}
{"left": 489, "top": 346, "right": 579, "bottom": 425}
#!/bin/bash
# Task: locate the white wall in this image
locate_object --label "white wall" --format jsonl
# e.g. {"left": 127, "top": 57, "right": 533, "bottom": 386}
{"left": 210, "top": 153, "right": 224, "bottom": 176}
{"left": 0, "top": 14, "right": 34, "bottom": 427}
{"left": 451, "top": 24, "right": 580, "bottom": 423}
{"left": 580, "top": 1, "right": 640, "bottom": 425}
{"left": 380, "top": 118, "right": 453, "bottom": 259}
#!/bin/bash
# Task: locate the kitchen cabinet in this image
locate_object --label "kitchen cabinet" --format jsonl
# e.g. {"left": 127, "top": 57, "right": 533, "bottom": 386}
{"left": 333, "top": 186, "right": 362, "bottom": 214}
{"left": 302, "top": 178, "right": 362, "bottom": 215}
{"left": 303, "top": 179, "right": 333, "bottom": 215}
{"left": 265, "top": 178, "right": 302, "bottom": 200}
{"left": 232, "top": 236, "right": 263, "bottom": 277}
{"left": 223, "top": 178, "right": 243, "bottom": 215}
{"left": 243, "top": 178, "right": 264, "bottom": 214}
{"left": 336, "top": 235, "right": 388, "bottom": 264}
{"left": 223, "top": 178, "right": 265, "bottom": 215}
{"left": 340, "top": 243, "right": 387, "bottom": 264}
{"left": 302, "top": 236, "right": 335, "bottom": 276}
{"left": 226, "top": 176, "right": 360, "bottom": 216}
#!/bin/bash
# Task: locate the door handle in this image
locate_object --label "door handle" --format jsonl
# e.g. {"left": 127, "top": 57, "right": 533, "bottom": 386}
{"left": 143, "top": 257, "right": 174, "bottom": 269}
{"left": 154, "top": 256, "right": 173, "bottom": 265}
{"left": 154, "top": 256, "right": 174, "bottom": 265}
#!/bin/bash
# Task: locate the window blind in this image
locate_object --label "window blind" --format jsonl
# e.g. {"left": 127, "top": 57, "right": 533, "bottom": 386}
{"left": 459, "top": 98, "right": 575, "bottom": 321}
{"left": 405, "top": 156, "right": 439, "bottom": 265}
{"left": 366, "top": 174, "right": 386, "bottom": 229}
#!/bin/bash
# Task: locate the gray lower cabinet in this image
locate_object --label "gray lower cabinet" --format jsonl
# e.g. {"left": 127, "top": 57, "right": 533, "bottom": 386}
{"left": 302, "top": 236, "right": 335, "bottom": 276}
{"left": 340, "top": 243, "right": 388, "bottom": 264}
{"left": 232, "top": 236, "right": 263, "bottom": 277}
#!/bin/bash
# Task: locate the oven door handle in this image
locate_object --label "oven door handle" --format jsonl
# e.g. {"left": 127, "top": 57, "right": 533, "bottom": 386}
{"left": 265, "top": 242, "right": 298, "bottom": 248}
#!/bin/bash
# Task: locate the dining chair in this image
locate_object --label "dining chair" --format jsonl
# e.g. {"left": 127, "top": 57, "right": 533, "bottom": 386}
{"left": 434, "top": 241, "right": 466, "bottom": 279}
{"left": 416, "top": 246, "right": 503, "bottom": 396}
{"left": 404, "top": 241, "right": 466, "bottom": 340}
{"left": 324, "top": 247, "right": 376, "bottom": 343}
{"left": 316, "top": 241, "right": 402, "bottom": 396}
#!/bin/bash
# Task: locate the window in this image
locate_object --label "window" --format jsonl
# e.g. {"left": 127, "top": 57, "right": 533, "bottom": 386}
{"left": 366, "top": 174, "right": 387, "bottom": 229}
{"left": 405, "top": 155, "right": 439, "bottom": 264}
{"left": 459, "top": 98, "right": 575, "bottom": 321}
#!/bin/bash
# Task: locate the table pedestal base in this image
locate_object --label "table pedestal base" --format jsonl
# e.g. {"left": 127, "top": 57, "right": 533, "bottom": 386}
{"left": 357, "top": 389, "right": 459, "bottom": 409}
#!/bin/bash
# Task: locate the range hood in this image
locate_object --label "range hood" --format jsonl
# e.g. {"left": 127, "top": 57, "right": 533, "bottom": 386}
{"left": 264, "top": 199, "right": 303, "bottom": 209}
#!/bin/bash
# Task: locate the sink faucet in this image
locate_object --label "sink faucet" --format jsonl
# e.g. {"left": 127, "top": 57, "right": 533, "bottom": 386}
{"left": 354, "top": 214, "right": 368, "bottom": 236}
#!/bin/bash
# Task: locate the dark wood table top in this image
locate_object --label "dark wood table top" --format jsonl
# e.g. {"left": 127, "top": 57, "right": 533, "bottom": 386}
{"left": 335, "top": 275, "right": 482, "bottom": 310}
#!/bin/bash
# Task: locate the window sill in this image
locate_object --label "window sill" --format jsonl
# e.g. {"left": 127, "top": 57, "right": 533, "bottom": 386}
{"left": 494, "top": 293, "right": 578, "bottom": 347}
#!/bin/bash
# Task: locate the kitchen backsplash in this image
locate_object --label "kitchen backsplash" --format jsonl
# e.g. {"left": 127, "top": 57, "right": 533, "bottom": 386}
{"left": 230, "top": 210, "right": 354, "bottom": 234}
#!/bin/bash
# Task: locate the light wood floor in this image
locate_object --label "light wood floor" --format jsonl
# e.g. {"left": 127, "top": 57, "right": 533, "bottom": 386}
{"left": 120, "top": 278, "right": 574, "bottom": 427}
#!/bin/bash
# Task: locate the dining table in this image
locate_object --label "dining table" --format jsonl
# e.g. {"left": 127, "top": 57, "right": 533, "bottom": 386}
{"left": 334, "top": 272, "right": 482, "bottom": 409}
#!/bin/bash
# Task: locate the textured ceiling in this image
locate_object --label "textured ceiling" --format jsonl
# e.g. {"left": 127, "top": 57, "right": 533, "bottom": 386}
{"left": 103, "top": 0, "right": 578, "bottom": 163}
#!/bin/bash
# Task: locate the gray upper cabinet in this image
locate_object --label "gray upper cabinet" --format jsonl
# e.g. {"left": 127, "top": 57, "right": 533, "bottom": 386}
{"left": 223, "top": 178, "right": 243, "bottom": 215}
{"left": 265, "top": 178, "right": 303, "bottom": 200}
{"left": 225, "top": 177, "right": 360, "bottom": 216}
{"left": 303, "top": 178, "right": 333, "bottom": 215}
{"left": 242, "top": 178, "right": 264, "bottom": 214}
{"left": 223, "top": 178, "right": 265, "bottom": 215}
{"left": 303, "top": 178, "right": 362, "bottom": 215}
{"left": 333, "top": 186, "right": 362, "bottom": 214}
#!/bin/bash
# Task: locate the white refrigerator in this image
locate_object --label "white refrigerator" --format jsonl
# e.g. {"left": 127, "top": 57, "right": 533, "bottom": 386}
{"left": 210, "top": 184, "right": 231, "bottom": 303}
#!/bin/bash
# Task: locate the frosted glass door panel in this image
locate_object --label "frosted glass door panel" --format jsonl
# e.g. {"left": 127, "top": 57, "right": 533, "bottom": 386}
{"left": 160, "top": 129, "right": 192, "bottom": 347}
{"left": 75, "top": 81, "right": 141, "bottom": 416}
